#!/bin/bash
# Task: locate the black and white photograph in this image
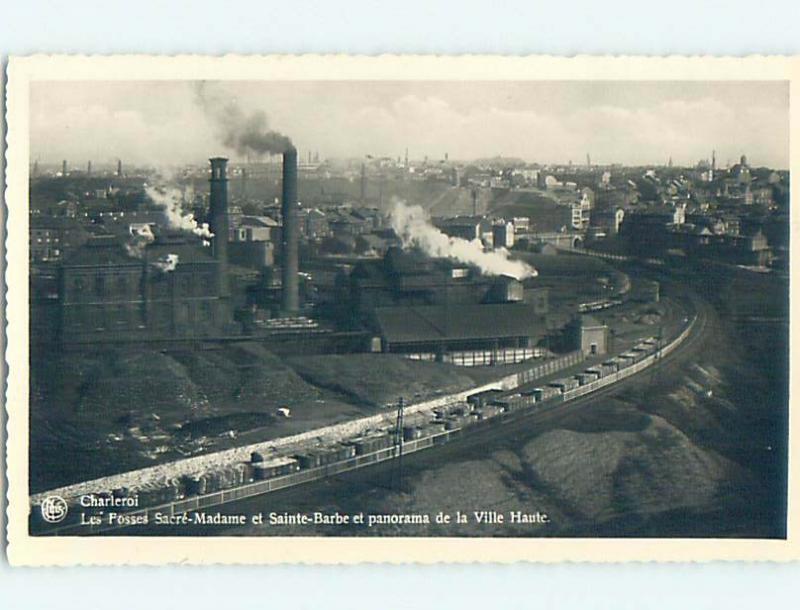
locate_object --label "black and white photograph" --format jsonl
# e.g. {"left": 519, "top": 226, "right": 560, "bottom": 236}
{"left": 5, "top": 56, "right": 795, "bottom": 563}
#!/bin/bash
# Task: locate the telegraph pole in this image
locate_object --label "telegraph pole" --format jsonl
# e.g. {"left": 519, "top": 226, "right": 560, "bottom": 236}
{"left": 391, "top": 396, "right": 406, "bottom": 490}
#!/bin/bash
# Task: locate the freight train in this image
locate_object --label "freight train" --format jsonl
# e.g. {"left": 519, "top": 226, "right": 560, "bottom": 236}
{"left": 31, "top": 332, "right": 683, "bottom": 536}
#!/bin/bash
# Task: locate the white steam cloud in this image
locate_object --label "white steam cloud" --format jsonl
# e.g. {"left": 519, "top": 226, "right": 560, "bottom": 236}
{"left": 145, "top": 185, "right": 214, "bottom": 241}
{"left": 152, "top": 253, "right": 179, "bottom": 273}
{"left": 124, "top": 223, "right": 156, "bottom": 259}
{"left": 389, "top": 200, "right": 537, "bottom": 280}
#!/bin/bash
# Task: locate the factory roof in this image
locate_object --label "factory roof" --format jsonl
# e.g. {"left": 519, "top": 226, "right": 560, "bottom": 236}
{"left": 375, "top": 303, "right": 545, "bottom": 344}
{"left": 239, "top": 215, "right": 279, "bottom": 228}
{"left": 145, "top": 240, "right": 217, "bottom": 265}
{"left": 62, "top": 236, "right": 138, "bottom": 266}
{"left": 384, "top": 247, "right": 435, "bottom": 274}
{"left": 63, "top": 235, "right": 218, "bottom": 267}
{"left": 433, "top": 215, "right": 484, "bottom": 228}
{"left": 579, "top": 314, "right": 606, "bottom": 329}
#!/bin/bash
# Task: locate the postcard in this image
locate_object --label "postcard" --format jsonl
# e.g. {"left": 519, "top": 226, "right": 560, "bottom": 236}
{"left": 5, "top": 55, "right": 797, "bottom": 564}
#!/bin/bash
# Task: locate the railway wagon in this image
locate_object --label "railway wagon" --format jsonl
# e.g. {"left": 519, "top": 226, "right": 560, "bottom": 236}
{"left": 623, "top": 350, "right": 646, "bottom": 364}
{"left": 617, "top": 353, "right": 637, "bottom": 367}
{"left": 489, "top": 392, "right": 537, "bottom": 412}
{"left": 295, "top": 444, "right": 356, "bottom": 469}
{"left": 444, "top": 416, "right": 464, "bottom": 431}
{"left": 251, "top": 457, "right": 300, "bottom": 480}
{"left": 575, "top": 372, "right": 597, "bottom": 385}
{"left": 601, "top": 360, "right": 619, "bottom": 375}
{"left": 328, "top": 444, "right": 357, "bottom": 463}
{"left": 611, "top": 356, "right": 629, "bottom": 369}
{"left": 474, "top": 404, "right": 503, "bottom": 420}
{"left": 215, "top": 463, "right": 251, "bottom": 490}
{"left": 347, "top": 433, "right": 393, "bottom": 455}
{"left": 191, "top": 470, "right": 229, "bottom": 495}
{"left": 183, "top": 474, "right": 208, "bottom": 496}
{"left": 425, "top": 421, "right": 447, "bottom": 434}
{"left": 549, "top": 377, "right": 580, "bottom": 393}
{"left": 445, "top": 412, "right": 477, "bottom": 430}
{"left": 238, "top": 463, "right": 256, "bottom": 484}
{"left": 445, "top": 404, "right": 470, "bottom": 417}
{"left": 403, "top": 425, "right": 424, "bottom": 441}
{"left": 466, "top": 388, "right": 504, "bottom": 409}
{"left": 520, "top": 388, "right": 542, "bottom": 402}
{"left": 585, "top": 367, "right": 603, "bottom": 380}
{"left": 532, "top": 386, "right": 561, "bottom": 401}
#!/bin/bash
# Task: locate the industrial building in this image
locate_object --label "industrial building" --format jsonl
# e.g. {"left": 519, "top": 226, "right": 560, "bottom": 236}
{"left": 569, "top": 314, "right": 609, "bottom": 356}
{"left": 348, "top": 247, "right": 549, "bottom": 317}
{"left": 54, "top": 234, "right": 233, "bottom": 345}
{"left": 30, "top": 144, "right": 313, "bottom": 347}
{"left": 32, "top": 158, "right": 239, "bottom": 346}
{"left": 343, "top": 247, "right": 554, "bottom": 364}
{"left": 373, "top": 303, "right": 550, "bottom": 364}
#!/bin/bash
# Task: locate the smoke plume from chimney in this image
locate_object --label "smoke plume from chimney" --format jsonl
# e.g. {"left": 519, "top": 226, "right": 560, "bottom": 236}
{"left": 124, "top": 224, "right": 155, "bottom": 259}
{"left": 145, "top": 185, "right": 213, "bottom": 242}
{"left": 152, "top": 253, "right": 179, "bottom": 273}
{"left": 194, "top": 82, "right": 293, "bottom": 156}
{"left": 390, "top": 200, "right": 537, "bottom": 280}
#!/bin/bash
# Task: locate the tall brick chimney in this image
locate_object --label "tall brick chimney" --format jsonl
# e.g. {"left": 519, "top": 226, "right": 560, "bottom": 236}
{"left": 209, "top": 157, "right": 229, "bottom": 294}
{"left": 281, "top": 148, "right": 299, "bottom": 315}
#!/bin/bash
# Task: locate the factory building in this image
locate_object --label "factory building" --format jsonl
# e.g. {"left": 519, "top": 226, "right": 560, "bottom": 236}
{"left": 373, "top": 303, "right": 549, "bottom": 364}
{"left": 32, "top": 158, "right": 237, "bottom": 346}
{"left": 348, "top": 247, "right": 549, "bottom": 317}
{"left": 56, "top": 234, "right": 233, "bottom": 345}
{"left": 492, "top": 221, "right": 515, "bottom": 249}
{"left": 228, "top": 216, "right": 278, "bottom": 269}
{"left": 434, "top": 216, "right": 494, "bottom": 246}
{"left": 345, "top": 247, "right": 552, "bottom": 365}
{"left": 569, "top": 314, "right": 609, "bottom": 356}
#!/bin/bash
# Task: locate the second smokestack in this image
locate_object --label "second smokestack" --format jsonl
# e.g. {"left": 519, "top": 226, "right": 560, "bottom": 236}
{"left": 209, "top": 157, "right": 230, "bottom": 295}
{"left": 281, "top": 147, "right": 299, "bottom": 315}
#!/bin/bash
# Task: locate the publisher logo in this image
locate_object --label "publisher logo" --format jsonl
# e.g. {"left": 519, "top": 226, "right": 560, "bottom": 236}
{"left": 40, "top": 495, "right": 68, "bottom": 524}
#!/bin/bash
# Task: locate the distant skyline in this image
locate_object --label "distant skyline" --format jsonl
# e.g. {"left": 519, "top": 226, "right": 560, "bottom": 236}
{"left": 30, "top": 80, "right": 790, "bottom": 169}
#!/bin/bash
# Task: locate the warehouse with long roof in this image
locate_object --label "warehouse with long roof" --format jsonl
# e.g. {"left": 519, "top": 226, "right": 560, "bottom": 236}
{"left": 374, "top": 302, "right": 549, "bottom": 355}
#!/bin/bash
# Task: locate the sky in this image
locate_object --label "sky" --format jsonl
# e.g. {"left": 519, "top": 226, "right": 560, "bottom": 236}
{"left": 30, "top": 80, "right": 790, "bottom": 169}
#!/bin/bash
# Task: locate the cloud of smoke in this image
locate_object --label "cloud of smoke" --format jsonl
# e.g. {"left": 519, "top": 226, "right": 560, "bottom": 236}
{"left": 152, "top": 253, "right": 179, "bottom": 273}
{"left": 389, "top": 199, "right": 537, "bottom": 280}
{"left": 145, "top": 185, "right": 214, "bottom": 241}
{"left": 124, "top": 223, "right": 155, "bottom": 259}
{"left": 194, "top": 82, "right": 294, "bottom": 156}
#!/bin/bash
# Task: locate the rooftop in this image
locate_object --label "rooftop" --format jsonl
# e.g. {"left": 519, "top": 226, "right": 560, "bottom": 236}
{"left": 375, "top": 303, "right": 546, "bottom": 344}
